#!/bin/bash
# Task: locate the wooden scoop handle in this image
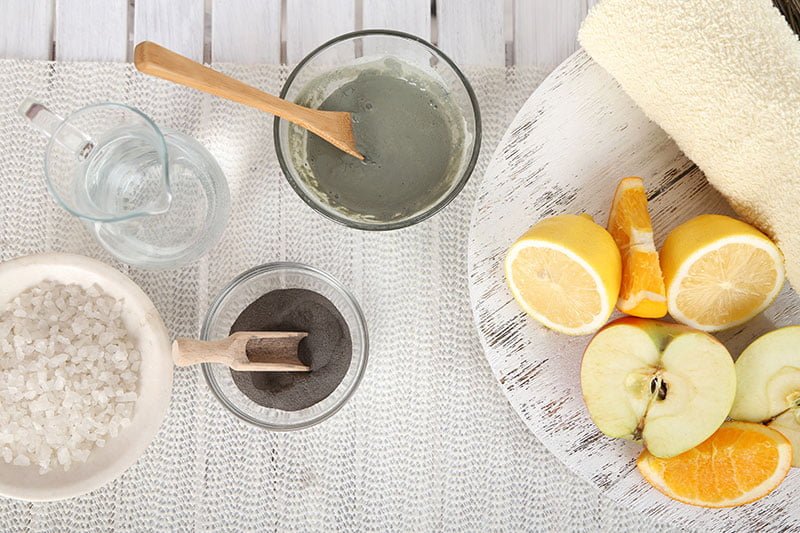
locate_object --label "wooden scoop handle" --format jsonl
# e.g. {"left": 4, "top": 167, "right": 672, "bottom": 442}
{"left": 173, "top": 337, "right": 236, "bottom": 366}
{"left": 172, "top": 332, "right": 310, "bottom": 372}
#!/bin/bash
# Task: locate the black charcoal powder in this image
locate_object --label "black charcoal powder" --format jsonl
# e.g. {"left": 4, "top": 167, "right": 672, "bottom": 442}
{"left": 229, "top": 288, "right": 352, "bottom": 411}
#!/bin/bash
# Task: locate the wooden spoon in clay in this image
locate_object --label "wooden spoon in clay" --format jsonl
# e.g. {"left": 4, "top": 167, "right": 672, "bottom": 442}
{"left": 172, "top": 331, "right": 311, "bottom": 372}
{"left": 134, "top": 41, "right": 364, "bottom": 160}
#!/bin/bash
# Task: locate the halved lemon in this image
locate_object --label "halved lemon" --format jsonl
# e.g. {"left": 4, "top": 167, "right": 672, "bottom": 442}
{"left": 637, "top": 421, "right": 792, "bottom": 508}
{"left": 660, "top": 214, "right": 785, "bottom": 332}
{"left": 504, "top": 214, "right": 621, "bottom": 336}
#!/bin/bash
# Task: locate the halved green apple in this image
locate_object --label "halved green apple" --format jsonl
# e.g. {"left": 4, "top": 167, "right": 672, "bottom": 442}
{"left": 580, "top": 317, "right": 736, "bottom": 458}
{"left": 730, "top": 326, "right": 800, "bottom": 466}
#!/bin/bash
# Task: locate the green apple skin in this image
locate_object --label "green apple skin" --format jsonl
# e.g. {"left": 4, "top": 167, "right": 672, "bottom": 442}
{"left": 730, "top": 326, "right": 800, "bottom": 466}
{"left": 581, "top": 317, "right": 736, "bottom": 459}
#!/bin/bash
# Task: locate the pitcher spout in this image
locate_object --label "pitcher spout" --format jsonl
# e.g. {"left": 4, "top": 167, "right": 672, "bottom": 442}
{"left": 144, "top": 189, "right": 173, "bottom": 217}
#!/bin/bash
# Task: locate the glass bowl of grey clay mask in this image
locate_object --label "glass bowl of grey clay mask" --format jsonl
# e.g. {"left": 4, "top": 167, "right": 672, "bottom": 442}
{"left": 200, "top": 262, "right": 368, "bottom": 430}
{"left": 275, "top": 30, "right": 481, "bottom": 230}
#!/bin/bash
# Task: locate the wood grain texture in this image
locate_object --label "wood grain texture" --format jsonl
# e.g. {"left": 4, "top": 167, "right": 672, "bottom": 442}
{"left": 362, "top": 0, "right": 430, "bottom": 39}
{"left": 0, "top": 0, "right": 598, "bottom": 69}
{"left": 55, "top": 0, "right": 127, "bottom": 61}
{"left": 467, "top": 48, "right": 800, "bottom": 531}
{"left": 437, "top": 0, "right": 506, "bottom": 66}
{"left": 0, "top": 0, "right": 53, "bottom": 60}
{"left": 211, "top": 0, "right": 281, "bottom": 63}
{"left": 362, "top": 0, "right": 431, "bottom": 61}
{"left": 513, "top": 0, "right": 587, "bottom": 69}
{"left": 134, "top": 0, "right": 204, "bottom": 62}
{"left": 173, "top": 332, "right": 309, "bottom": 371}
{"left": 285, "top": 0, "right": 355, "bottom": 64}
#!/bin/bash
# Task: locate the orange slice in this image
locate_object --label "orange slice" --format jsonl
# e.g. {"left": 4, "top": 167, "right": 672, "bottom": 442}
{"left": 607, "top": 177, "right": 667, "bottom": 318}
{"left": 637, "top": 421, "right": 792, "bottom": 508}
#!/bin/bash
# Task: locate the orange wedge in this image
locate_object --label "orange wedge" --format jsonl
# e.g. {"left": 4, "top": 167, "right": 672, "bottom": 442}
{"left": 607, "top": 177, "right": 667, "bottom": 318}
{"left": 637, "top": 421, "right": 792, "bottom": 508}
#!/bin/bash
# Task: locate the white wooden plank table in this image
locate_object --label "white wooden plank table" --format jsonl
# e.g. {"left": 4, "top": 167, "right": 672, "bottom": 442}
{"left": 55, "top": 0, "right": 128, "bottom": 62}
{"left": 0, "top": 0, "right": 593, "bottom": 70}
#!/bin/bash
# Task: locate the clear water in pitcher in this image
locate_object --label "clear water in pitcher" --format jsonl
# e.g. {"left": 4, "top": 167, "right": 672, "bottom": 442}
{"left": 79, "top": 127, "right": 229, "bottom": 269}
{"left": 77, "top": 125, "right": 170, "bottom": 218}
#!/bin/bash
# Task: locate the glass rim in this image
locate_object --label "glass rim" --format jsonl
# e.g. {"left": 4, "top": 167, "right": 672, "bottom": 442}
{"left": 200, "top": 261, "right": 370, "bottom": 430}
{"left": 44, "top": 102, "right": 171, "bottom": 223}
{"left": 273, "top": 29, "right": 482, "bottom": 231}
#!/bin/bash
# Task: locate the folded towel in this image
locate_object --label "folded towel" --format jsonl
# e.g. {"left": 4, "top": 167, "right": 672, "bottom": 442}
{"left": 579, "top": 0, "right": 800, "bottom": 288}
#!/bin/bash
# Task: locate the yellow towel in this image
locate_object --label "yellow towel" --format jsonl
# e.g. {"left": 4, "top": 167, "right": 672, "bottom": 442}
{"left": 579, "top": 0, "right": 800, "bottom": 288}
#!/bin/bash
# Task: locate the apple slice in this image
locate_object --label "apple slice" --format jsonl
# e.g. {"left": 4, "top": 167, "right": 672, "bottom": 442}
{"left": 730, "top": 326, "right": 800, "bottom": 466}
{"left": 581, "top": 317, "right": 736, "bottom": 458}
{"left": 768, "top": 411, "right": 800, "bottom": 466}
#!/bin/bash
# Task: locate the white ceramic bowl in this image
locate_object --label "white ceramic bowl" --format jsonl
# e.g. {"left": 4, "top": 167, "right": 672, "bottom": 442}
{"left": 0, "top": 253, "right": 173, "bottom": 501}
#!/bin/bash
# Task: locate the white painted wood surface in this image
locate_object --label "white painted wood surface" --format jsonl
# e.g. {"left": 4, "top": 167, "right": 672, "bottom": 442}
{"left": 285, "top": 0, "right": 356, "bottom": 64}
{"left": 363, "top": 0, "right": 430, "bottom": 39}
{"left": 0, "top": 0, "right": 53, "bottom": 60}
{"left": 514, "top": 0, "right": 587, "bottom": 69}
{"left": 211, "top": 0, "right": 281, "bottom": 63}
{"left": 55, "top": 0, "right": 128, "bottom": 61}
{"left": 437, "top": 0, "right": 506, "bottom": 66}
{"left": 0, "top": 0, "right": 593, "bottom": 69}
{"left": 134, "top": 0, "right": 205, "bottom": 62}
{"left": 468, "top": 48, "right": 800, "bottom": 531}
{"left": 362, "top": 0, "right": 432, "bottom": 60}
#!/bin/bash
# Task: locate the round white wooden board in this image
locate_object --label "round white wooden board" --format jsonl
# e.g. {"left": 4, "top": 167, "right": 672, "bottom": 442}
{"left": 468, "top": 49, "right": 800, "bottom": 530}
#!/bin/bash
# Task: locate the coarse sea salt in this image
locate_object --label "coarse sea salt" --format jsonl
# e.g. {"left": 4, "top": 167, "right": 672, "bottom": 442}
{"left": 0, "top": 281, "right": 140, "bottom": 473}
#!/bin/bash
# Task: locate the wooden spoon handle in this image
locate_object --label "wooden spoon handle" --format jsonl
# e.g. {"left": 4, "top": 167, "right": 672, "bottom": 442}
{"left": 134, "top": 41, "right": 317, "bottom": 125}
{"left": 172, "top": 338, "right": 236, "bottom": 367}
{"left": 134, "top": 41, "right": 363, "bottom": 160}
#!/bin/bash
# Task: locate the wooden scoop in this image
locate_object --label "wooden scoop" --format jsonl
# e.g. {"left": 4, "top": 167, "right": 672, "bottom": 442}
{"left": 172, "top": 331, "right": 311, "bottom": 372}
{"left": 134, "top": 41, "right": 364, "bottom": 160}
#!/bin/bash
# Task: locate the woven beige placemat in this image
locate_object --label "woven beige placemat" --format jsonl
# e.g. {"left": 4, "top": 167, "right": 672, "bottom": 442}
{"left": 0, "top": 60, "right": 679, "bottom": 532}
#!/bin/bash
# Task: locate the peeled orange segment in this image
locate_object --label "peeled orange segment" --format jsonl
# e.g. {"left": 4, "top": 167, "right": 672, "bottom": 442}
{"left": 660, "top": 214, "right": 785, "bottom": 332}
{"left": 637, "top": 421, "right": 792, "bottom": 508}
{"left": 505, "top": 214, "right": 621, "bottom": 336}
{"left": 606, "top": 177, "right": 666, "bottom": 318}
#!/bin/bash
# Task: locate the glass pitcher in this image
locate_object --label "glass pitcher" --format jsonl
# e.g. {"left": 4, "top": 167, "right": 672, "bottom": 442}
{"left": 19, "top": 98, "right": 230, "bottom": 270}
